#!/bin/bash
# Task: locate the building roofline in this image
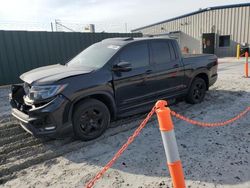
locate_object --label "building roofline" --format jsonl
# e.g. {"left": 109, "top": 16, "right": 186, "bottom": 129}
{"left": 131, "top": 2, "right": 250, "bottom": 32}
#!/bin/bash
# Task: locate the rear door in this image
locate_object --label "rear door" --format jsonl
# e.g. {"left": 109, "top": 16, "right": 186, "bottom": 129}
{"left": 112, "top": 41, "right": 154, "bottom": 111}
{"left": 150, "top": 39, "right": 185, "bottom": 98}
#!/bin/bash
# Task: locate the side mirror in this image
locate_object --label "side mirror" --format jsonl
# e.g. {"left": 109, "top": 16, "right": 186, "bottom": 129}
{"left": 112, "top": 62, "right": 132, "bottom": 72}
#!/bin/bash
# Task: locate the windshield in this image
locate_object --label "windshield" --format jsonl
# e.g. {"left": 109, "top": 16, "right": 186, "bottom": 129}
{"left": 67, "top": 42, "right": 120, "bottom": 68}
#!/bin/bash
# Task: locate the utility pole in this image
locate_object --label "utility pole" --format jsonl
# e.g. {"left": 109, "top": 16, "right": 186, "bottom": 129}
{"left": 51, "top": 22, "right": 54, "bottom": 32}
{"left": 125, "top": 22, "right": 128, "bottom": 33}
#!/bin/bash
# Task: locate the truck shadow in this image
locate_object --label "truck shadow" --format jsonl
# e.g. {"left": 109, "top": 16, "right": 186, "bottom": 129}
{"left": 59, "top": 89, "right": 250, "bottom": 186}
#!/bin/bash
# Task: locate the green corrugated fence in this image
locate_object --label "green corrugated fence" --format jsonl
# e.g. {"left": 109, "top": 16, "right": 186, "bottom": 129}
{"left": 0, "top": 30, "right": 142, "bottom": 85}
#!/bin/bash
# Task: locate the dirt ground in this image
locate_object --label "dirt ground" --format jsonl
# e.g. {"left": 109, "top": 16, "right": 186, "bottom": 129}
{"left": 0, "top": 58, "right": 250, "bottom": 188}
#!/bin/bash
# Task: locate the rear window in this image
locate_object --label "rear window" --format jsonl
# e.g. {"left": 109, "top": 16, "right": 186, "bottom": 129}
{"left": 151, "top": 40, "right": 177, "bottom": 64}
{"left": 151, "top": 41, "right": 171, "bottom": 64}
{"left": 119, "top": 43, "right": 149, "bottom": 68}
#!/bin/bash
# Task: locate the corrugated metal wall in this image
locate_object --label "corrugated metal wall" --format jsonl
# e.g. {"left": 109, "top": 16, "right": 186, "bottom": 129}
{"left": 0, "top": 30, "right": 142, "bottom": 85}
{"left": 133, "top": 6, "right": 250, "bottom": 57}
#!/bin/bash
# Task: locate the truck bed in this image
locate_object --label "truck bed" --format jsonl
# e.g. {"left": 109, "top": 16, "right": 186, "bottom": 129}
{"left": 183, "top": 53, "right": 215, "bottom": 59}
{"left": 182, "top": 53, "right": 217, "bottom": 66}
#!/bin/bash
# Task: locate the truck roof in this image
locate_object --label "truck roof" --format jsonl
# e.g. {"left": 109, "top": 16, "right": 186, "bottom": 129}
{"left": 101, "top": 37, "right": 174, "bottom": 46}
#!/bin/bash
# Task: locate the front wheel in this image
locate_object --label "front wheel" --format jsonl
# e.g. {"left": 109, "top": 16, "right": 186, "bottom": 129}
{"left": 186, "top": 77, "right": 207, "bottom": 104}
{"left": 73, "top": 99, "right": 110, "bottom": 141}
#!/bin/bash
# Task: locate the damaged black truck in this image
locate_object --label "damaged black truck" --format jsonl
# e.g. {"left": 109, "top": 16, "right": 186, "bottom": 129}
{"left": 10, "top": 37, "right": 218, "bottom": 141}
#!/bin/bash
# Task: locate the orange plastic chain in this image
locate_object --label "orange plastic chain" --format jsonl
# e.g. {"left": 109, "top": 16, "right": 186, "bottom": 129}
{"left": 170, "top": 107, "right": 250, "bottom": 127}
{"left": 85, "top": 106, "right": 156, "bottom": 188}
{"left": 85, "top": 104, "right": 250, "bottom": 188}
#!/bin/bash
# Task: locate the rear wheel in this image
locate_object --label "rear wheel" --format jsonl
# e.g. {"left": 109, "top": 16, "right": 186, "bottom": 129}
{"left": 73, "top": 99, "right": 110, "bottom": 141}
{"left": 186, "top": 77, "right": 206, "bottom": 104}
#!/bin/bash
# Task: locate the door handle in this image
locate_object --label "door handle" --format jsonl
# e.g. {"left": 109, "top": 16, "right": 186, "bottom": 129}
{"left": 145, "top": 70, "right": 153, "bottom": 74}
{"left": 173, "top": 64, "right": 179, "bottom": 68}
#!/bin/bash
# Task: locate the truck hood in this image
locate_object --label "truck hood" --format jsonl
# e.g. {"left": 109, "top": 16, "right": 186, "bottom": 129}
{"left": 20, "top": 64, "right": 94, "bottom": 84}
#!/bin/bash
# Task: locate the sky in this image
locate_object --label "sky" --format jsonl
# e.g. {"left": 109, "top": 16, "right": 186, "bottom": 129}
{"left": 0, "top": 0, "right": 249, "bottom": 32}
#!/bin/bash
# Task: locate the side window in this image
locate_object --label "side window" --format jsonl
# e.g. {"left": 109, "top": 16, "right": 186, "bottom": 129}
{"left": 151, "top": 41, "right": 171, "bottom": 64}
{"left": 120, "top": 43, "right": 149, "bottom": 68}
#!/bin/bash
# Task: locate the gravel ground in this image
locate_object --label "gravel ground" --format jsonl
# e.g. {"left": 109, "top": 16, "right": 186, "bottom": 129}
{"left": 0, "top": 87, "right": 11, "bottom": 122}
{"left": 0, "top": 58, "right": 250, "bottom": 188}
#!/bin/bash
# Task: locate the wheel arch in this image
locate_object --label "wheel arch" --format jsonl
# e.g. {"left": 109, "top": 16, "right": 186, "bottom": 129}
{"left": 189, "top": 72, "right": 209, "bottom": 90}
{"left": 69, "top": 92, "right": 117, "bottom": 123}
{"left": 186, "top": 72, "right": 208, "bottom": 104}
{"left": 195, "top": 73, "right": 209, "bottom": 90}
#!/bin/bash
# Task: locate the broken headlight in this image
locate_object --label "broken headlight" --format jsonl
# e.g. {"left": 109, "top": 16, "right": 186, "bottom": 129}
{"left": 26, "top": 84, "right": 67, "bottom": 101}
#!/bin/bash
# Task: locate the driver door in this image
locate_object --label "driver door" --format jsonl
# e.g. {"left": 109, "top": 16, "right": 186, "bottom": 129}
{"left": 112, "top": 41, "right": 154, "bottom": 113}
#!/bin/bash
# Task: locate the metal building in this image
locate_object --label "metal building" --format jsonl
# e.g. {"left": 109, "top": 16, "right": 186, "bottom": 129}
{"left": 132, "top": 3, "right": 250, "bottom": 57}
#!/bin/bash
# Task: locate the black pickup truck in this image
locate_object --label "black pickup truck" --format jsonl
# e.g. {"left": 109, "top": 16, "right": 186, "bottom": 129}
{"left": 10, "top": 37, "right": 218, "bottom": 140}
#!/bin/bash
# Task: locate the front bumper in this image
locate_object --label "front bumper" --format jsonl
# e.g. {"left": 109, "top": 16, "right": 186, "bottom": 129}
{"left": 10, "top": 89, "right": 72, "bottom": 138}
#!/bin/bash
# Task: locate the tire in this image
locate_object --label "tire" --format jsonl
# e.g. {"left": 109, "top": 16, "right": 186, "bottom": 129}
{"left": 73, "top": 99, "right": 110, "bottom": 141}
{"left": 186, "top": 77, "right": 207, "bottom": 104}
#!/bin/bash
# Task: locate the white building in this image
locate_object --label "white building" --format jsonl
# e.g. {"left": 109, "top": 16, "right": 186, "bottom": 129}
{"left": 132, "top": 3, "right": 250, "bottom": 57}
